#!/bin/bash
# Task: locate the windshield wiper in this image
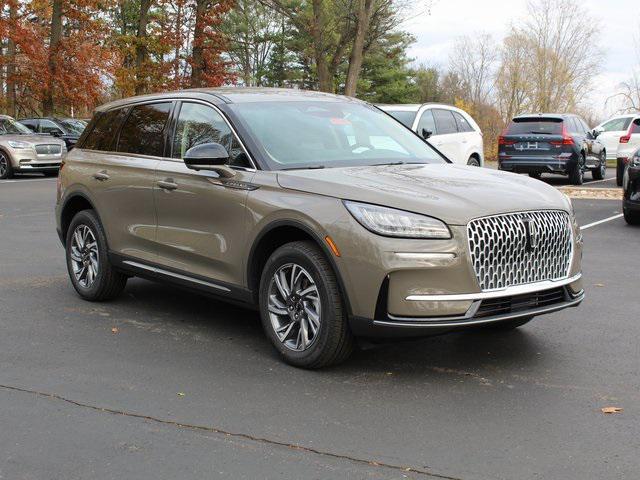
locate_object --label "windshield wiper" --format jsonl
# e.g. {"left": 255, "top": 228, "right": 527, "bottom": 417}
{"left": 281, "top": 165, "right": 326, "bottom": 171}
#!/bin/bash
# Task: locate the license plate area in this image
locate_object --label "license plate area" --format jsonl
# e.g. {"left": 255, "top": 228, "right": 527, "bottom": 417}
{"left": 514, "top": 141, "right": 550, "bottom": 152}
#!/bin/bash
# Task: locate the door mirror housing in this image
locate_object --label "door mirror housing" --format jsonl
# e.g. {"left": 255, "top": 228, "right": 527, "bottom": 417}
{"left": 183, "top": 143, "right": 235, "bottom": 177}
{"left": 421, "top": 128, "right": 433, "bottom": 140}
{"left": 591, "top": 128, "right": 600, "bottom": 139}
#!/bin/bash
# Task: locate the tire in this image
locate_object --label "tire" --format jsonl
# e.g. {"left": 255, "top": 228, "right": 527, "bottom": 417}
{"left": 483, "top": 316, "right": 534, "bottom": 331}
{"left": 528, "top": 172, "right": 542, "bottom": 179}
{"left": 259, "top": 241, "right": 354, "bottom": 368}
{"left": 569, "top": 156, "right": 584, "bottom": 185}
{"left": 617, "top": 159, "right": 625, "bottom": 187}
{"left": 0, "top": 151, "right": 14, "bottom": 179}
{"left": 65, "top": 210, "right": 127, "bottom": 301}
{"left": 624, "top": 206, "right": 640, "bottom": 225}
{"left": 592, "top": 151, "right": 606, "bottom": 180}
{"left": 467, "top": 156, "right": 480, "bottom": 167}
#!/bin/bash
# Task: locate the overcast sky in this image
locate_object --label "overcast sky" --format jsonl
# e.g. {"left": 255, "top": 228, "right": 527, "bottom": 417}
{"left": 403, "top": 0, "right": 639, "bottom": 121}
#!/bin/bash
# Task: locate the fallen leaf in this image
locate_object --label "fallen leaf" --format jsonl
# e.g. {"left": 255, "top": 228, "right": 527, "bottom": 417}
{"left": 594, "top": 283, "right": 605, "bottom": 287}
{"left": 177, "top": 392, "right": 185, "bottom": 397}
{"left": 601, "top": 407, "right": 623, "bottom": 414}
{"left": 111, "top": 327, "right": 119, "bottom": 334}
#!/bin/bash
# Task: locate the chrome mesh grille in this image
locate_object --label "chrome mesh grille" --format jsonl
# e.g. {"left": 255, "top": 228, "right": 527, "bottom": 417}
{"left": 467, "top": 210, "right": 573, "bottom": 291}
{"left": 35, "top": 144, "right": 62, "bottom": 155}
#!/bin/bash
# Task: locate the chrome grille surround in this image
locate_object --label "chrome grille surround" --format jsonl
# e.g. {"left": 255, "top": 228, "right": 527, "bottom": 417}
{"left": 35, "top": 144, "right": 62, "bottom": 156}
{"left": 467, "top": 210, "right": 573, "bottom": 292}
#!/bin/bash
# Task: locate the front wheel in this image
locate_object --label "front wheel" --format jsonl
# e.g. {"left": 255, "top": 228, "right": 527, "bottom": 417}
{"left": 617, "top": 159, "right": 625, "bottom": 187}
{"left": 259, "top": 241, "right": 354, "bottom": 368}
{"left": 592, "top": 152, "right": 606, "bottom": 180}
{"left": 0, "top": 151, "right": 14, "bottom": 179}
{"left": 467, "top": 156, "right": 480, "bottom": 167}
{"left": 65, "top": 210, "right": 128, "bottom": 301}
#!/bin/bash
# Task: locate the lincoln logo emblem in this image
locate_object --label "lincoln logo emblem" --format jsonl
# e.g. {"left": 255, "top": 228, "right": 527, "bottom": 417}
{"left": 522, "top": 217, "right": 539, "bottom": 252}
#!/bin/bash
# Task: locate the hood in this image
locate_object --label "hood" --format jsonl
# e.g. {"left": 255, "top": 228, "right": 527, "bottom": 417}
{"left": 277, "top": 164, "right": 570, "bottom": 225}
{"left": 0, "top": 133, "right": 66, "bottom": 146}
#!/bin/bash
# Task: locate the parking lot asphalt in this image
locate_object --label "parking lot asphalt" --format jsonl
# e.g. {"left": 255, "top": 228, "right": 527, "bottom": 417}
{"left": 1, "top": 176, "right": 638, "bottom": 480}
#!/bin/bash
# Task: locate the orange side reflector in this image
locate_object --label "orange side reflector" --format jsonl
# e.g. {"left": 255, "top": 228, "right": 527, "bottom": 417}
{"left": 325, "top": 236, "right": 341, "bottom": 257}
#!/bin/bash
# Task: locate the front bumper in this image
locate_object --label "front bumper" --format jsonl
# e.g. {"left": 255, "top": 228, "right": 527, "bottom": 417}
{"left": 13, "top": 152, "right": 63, "bottom": 172}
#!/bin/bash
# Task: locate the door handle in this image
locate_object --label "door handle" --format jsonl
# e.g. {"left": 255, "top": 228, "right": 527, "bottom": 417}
{"left": 158, "top": 179, "right": 178, "bottom": 191}
{"left": 93, "top": 171, "right": 109, "bottom": 181}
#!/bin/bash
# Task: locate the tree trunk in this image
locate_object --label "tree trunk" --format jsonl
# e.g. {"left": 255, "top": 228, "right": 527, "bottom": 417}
{"left": 190, "top": 0, "right": 207, "bottom": 88}
{"left": 6, "top": 2, "right": 17, "bottom": 117}
{"left": 134, "top": 0, "right": 152, "bottom": 95}
{"left": 311, "top": 0, "right": 331, "bottom": 92}
{"left": 344, "top": 0, "right": 374, "bottom": 97}
{"left": 43, "top": 0, "right": 63, "bottom": 116}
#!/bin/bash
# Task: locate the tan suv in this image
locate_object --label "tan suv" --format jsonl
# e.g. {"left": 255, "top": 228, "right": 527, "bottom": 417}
{"left": 56, "top": 88, "right": 584, "bottom": 368}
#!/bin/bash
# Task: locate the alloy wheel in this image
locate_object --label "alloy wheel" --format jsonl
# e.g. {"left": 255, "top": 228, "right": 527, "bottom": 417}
{"left": 70, "top": 225, "right": 99, "bottom": 288}
{"left": 0, "top": 154, "right": 7, "bottom": 178}
{"left": 267, "top": 263, "right": 321, "bottom": 352}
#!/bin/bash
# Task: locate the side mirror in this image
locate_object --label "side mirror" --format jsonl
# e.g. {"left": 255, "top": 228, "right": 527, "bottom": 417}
{"left": 421, "top": 128, "right": 433, "bottom": 140}
{"left": 591, "top": 129, "right": 600, "bottom": 138}
{"left": 183, "top": 143, "right": 235, "bottom": 177}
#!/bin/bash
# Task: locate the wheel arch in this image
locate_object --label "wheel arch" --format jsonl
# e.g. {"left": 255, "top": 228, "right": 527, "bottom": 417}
{"left": 246, "top": 220, "right": 352, "bottom": 315}
{"left": 59, "top": 192, "right": 103, "bottom": 247}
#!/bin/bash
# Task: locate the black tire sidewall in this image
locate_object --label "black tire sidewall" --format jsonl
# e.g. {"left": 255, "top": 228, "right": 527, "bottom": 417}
{"left": 65, "top": 210, "right": 112, "bottom": 300}
{"left": 0, "top": 152, "right": 13, "bottom": 179}
{"left": 259, "top": 243, "right": 343, "bottom": 367}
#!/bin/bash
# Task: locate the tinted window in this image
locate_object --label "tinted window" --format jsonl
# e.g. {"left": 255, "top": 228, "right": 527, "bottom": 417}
{"left": 601, "top": 117, "right": 632, "bottom": 132}
{"left": 506, "top": 118, "right": 563, "bottom": 135}
{"left": 453, "top": 111, "right": 474, "bottom": 132}
{"left": 432, "top": 109, "right": 457, "bottom": 134}
{"left": 172, "top": 102, "right": 250, "bottom": 167}
{"left": 385, "top": 110, "right": 416, "bottom": 128}
{"left": 20, "top": 120, "right": 38, "bottom": 131}
{"left": 40, "top": 119, "right": 63, "bottom": 134}
{"left": 83, "top": 109, "right": 128, "bottom": 151}
{"left": 117, "top": 102, "right": 172, "bottom": 156}
{"left": 417, "top": 109, "right": 436, "bottom": 135}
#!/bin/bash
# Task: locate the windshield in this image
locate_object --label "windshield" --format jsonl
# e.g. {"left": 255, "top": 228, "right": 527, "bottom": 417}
{"left": 229, "top": 101, "right": 445, "bottom": 170}
{"left": 58, "top": 118, "right": 86, "bottom": 135}
{"left": 506, "top": 118, "right": 563, "bottom": 135}
{"left": 0, "top": 118, "right": 32, "bottom": 135}
{"left": 383, "top": 109, "right": 417, "bottom": 128}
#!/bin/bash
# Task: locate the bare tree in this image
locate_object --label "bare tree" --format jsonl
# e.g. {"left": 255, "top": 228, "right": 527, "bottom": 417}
{"left": 495, "top": 30, "right": 530, "bottom": 120}
{"left": 448, "top": 33, "right": 497, "bottom": 106}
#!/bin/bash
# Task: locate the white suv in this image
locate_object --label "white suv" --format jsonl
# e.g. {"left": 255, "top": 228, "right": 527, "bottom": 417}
{"left": 605, "top": 115, "right": 640, "bottom": 186}
{"left": 594, "top": 114, "right": 638, "bottom": 160}
{"left": 378, "top": 104, "right": 484, "bottom": 166}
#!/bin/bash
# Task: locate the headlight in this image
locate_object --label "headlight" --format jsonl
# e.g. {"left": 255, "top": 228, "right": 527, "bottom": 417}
{"left": 8, "top": 140, "right": 31, "bottom": 149}
{"left": 343, "top": 201, "right": 451, "bottom": 239}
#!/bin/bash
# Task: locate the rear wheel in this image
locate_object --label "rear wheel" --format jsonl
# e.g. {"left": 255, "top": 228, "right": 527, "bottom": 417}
{"left": 617, "top": 159, "right": 625, "bottom": 187}
{"left": 467, "top": 156, "right": 480, "bottom": 167}
{"left": 592, "top": 151, "right": 606, "bottom": 180}
{"left": 0, "top": 152, "right": 14, "bottom": 179}
{"left": 624, "top": 206, "right": 640, "bottom": 225}
{"left": 259, "top": 241, "right": 354, "bottom": 368}
{"left": 569, "top": 156, "right": 584, "bottom": 185}
{"left": 65, "top": 210, "right": 128, "bottom": 301}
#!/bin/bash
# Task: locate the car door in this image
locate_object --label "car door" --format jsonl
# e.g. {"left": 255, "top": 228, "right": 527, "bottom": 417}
{"left": 451, "top": 110, "right": 478, "bottom": 163}
{"left": 430, "top": 108, "right": 462, "bottom": 163}
{"left": 580, "top": 117, "right": 603, "bottom": 165}
{"left": 88, "top": 103, "right": 170, "bottom": 264}
{"left": 596, "top": 116, "right": 633, "bottom": 159}
{"left": 153, "top": 100, "right": 255, "bottom": 287}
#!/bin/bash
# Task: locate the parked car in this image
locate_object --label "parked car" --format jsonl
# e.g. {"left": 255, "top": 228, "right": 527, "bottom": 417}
{"left": 0, "top": 115, "right": 67, "bottom": 179}
{"left": 615, "top": 117, "right": 640, "bottom": 186}
{"left": 622, "top": 146, "right": 640, "bottom": 225}
{"left": 498, "top": 113, "right": 606, "bottom": 185}
{"left": 56, "top": 88, "right": 583, "bottom": 368}
{"left": 19, "top": 117, "right": 86, "bottom": 150}
{"left": 593, "top": 114, "right": 637, "bottom": 161}
{"left": 377, "top": 103, "right": 484, "bottom": 166}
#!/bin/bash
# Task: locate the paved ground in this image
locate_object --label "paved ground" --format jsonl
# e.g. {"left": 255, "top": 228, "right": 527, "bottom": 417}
{"left": 1, "top": 176, "right": 638, "bottom": 480}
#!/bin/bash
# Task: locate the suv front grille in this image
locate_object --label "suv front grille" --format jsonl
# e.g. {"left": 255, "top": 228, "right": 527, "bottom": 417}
{"left": 35, "top": 144, "right": 62, "bottom": 155}
{"left": 467, "top": 210, "right": 573, "bottom": 291}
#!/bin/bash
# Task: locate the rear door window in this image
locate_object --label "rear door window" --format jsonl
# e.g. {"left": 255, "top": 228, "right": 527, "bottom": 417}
{"left": 416, "top": 109, "right": 436, "bottom": 136}
{"left": 506, "top": 119, "right": 563, "bottom": 135}
{"left": 452, "top": 111, "right": 474, "bottom": 132}
{"left": 432, "top": 109, "right": 457, "bottom": 134}
{"left": 602, "top": 117, "right": 633, "bottom": 132}
{"left": 83, "top": 108, "right": 128, "bottom": 151}
{"left": 20, "top": 119, "right": 38, "bottom": 132}
{"left": 117, "top": 102, "right": 172, "bottom": 157}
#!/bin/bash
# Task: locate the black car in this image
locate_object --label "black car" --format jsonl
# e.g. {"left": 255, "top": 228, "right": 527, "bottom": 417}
{"left": 18, "top": 117, "right": 87, "bottom": 150}
{"left": 623, "top": 146, "right": 640, "bottom": 225}
{"left": 498, "top": 114, "right": 606, "bottom": 185}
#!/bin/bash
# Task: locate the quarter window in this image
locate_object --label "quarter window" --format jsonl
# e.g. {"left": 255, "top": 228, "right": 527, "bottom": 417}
{"left": 117, "top": 102, "right": 172, "bottom": 157}
{"left": 172, "top": 102, "right": 250, "bottom": 167}
{"left": 417, "top": 109, "right": 436, "bottom": 136}
{"left": 432, "top": 109, "right": 457, "bottom": 135}
{"left": 83, "top": 108, "right": 128, "bottom": 151}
